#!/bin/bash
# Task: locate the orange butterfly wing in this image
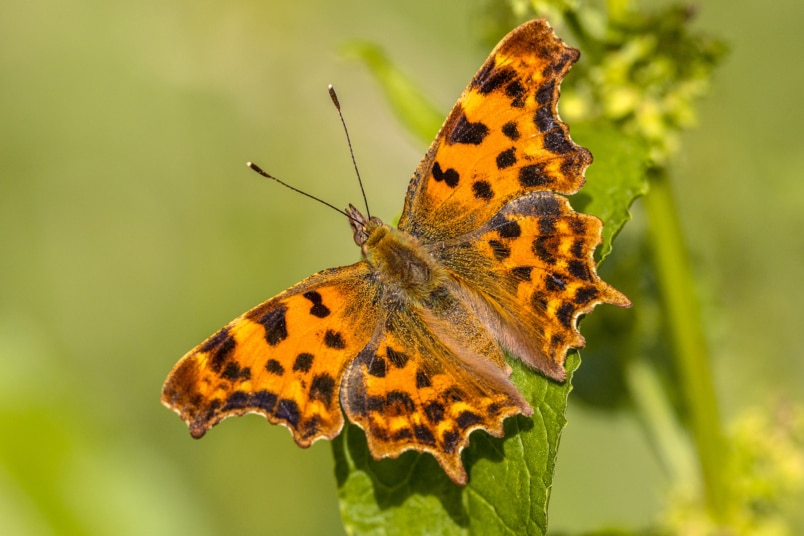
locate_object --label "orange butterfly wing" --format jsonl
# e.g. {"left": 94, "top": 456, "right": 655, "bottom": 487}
{"left": 340, "top": 279, "right": 531, "bottom": 485}
{"left": 397, "top": 19, "right": 628, "bottom": 380}
{"left": 162, "top": 264, "right": 381, "bottom": 445}
{"left": 399, "top": 19, "right": 590, "bottom": 242}
{"left": 431, "top": 192, "right": 629, "bottom": 381}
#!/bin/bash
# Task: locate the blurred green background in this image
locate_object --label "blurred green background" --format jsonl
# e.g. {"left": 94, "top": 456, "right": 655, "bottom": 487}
{"left": 1, "top": 0, "right": 802, "bottom": 534}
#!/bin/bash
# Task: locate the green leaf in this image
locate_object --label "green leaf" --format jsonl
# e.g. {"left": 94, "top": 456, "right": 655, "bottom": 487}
{"left": 333, "top": 353, "right": 579, "bottom": 535}
{"left": 569, "top": 121, "right": 649, "bottom": 261}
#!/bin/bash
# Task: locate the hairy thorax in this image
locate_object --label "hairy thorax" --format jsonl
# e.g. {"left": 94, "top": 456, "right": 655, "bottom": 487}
{"left": 363, "top": 224, "right": 446, "bottom": 299}
{"left": 358, "top": 217, "right": 446, "bottom": 301}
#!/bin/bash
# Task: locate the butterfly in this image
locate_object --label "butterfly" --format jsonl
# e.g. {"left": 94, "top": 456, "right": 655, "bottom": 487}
{"left": 161, "top": 19, "right": 630, "bottom": 485}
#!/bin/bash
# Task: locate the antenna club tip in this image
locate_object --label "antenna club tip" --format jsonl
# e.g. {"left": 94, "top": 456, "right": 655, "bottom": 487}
{"left": 328, "top": 85, "right": 340, "bottom": 109}
{"left": 246, "top": 161, "right": 266, "bottom": 175}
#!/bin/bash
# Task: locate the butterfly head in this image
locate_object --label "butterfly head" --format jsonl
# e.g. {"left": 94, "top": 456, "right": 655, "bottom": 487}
{"left": 347, "top": 203, "right": 384, "bottom": 247}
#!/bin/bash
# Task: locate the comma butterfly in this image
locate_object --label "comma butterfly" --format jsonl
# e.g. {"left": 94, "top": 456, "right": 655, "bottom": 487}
{"left": 162, "top": 19, "right": 630, "bottom": 485}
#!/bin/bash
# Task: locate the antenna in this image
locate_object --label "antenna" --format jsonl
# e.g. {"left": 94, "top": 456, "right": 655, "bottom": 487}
{"left": 246, "top": 162, "right": 358, "bottom": 224}
{"left": 328, "top": 85, "right": 371, "bottom": 219}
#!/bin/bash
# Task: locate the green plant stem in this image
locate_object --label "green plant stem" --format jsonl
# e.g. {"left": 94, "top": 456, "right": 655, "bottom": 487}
{"left": 643, "top": 169, "right": 728, "bottom": 519}
{"left": 626, "top": 357, "right": 697, "bottom": 492}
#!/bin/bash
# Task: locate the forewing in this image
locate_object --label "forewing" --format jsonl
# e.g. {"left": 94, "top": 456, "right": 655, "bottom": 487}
{"left": 398, "top": 19, "right": 590, "bottom": 241}
{"left": 341, "top": 294, "right": 531, "bottom": 485}
{"left": 433, "top": 192, "right": 630, "bottom": 380}
{"left": 161, "top": 263, "right": 381, "bottom": 446}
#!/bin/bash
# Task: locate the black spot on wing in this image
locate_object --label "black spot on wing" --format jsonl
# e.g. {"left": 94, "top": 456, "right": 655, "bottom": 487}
{"left": 534, "top": 107, "right": 556, "bottom": 133}
{"left": 562, "top": 152, "right": 591, "bottom": 177}
{"left": 488, "top": 239, "right": 511, "bottom": 261}
{"left": 366, "top": 396, "right": 384, "bottom": 412}
{"left": 386, "top": 391, "right": 415, "bottom": 414}
{"left": 538, "top": 216, "right": 557, "bottom": 235}
{"left": 497, "top": 219, "right": 521, "bottom": 239}
{"left": 223, "top": 391, "right": 249, "bottom": 411}
{"left": 310, "top": 373, "right": 336, "bottom": 407}
{"left": 442, "top": 429, "right": 460, "bottom": 453}
{"left": 472, "top": 180, "right": 494, "bottom": 200}
{"left": 207, "top": 331, "right": 236, "bottom": 373}
{"left": 570, "top": 217, "right": 587, "bottom": 234}
{"left": 413, "top": 424, "right": 436, "bottom": 445}
{"left": 449, "top": 113, "right": 489, "bottom": 145}
{"left": 256, "top": 306, "right": 288, "bottom": 346}
{"left": 265, "top": 359, "right": 284, "bottom": 376}
{"left": 550, "top": 334, "right": 565, "bottom": 348}
{"left": 293, "top": 352, "right": 314, "bottom": 372}
{"left": 545, "top": 274, "right": 567, "bottom": 291}
{"left": 544, "top": 130, "right": 572, "bottom": 154}
{"left": 505, "top": 79, "right": 527, "bottom": 107}
{"left": 371, "top": 424, "right": 390, "bottom": 442}
{"left": 532, "top": 194, "right": 562, "bottom": 216}
{"left": 201, "top": 327, "right": 231, "bottom": 354}
{"left": 416, "top": 370, "right": 431, "bottom": 388}
{"left": 443, "top": 386, "right": 466, "bottom": 402}
{"left": 302, "top": 415, "right": 322, "bottom": 439}
{"left": 572, "top": 239, "right": 585, "bottom": 258}
{"left": 393, "top": 428, "right": 413, "bottom": 440}
{"left": 550, "top": 52, "right": 576, "bottom": 77}
{"left": 367, "top": 355, "right": 387, "bottom": 378}
{"left": 221, "top": 362, "right": 251, "bottom": 381}
{"left": 511, "top": 266, "right": 533, "bottom": 282}
{"left": 532, "top": 236, "right": 555, "bottom": 264}
{"left": 324, "top": 330, "right": 346, "bottom": 349}
{"left": 456, "top": 411, "right": 482, "bottom": 430}
{"left": 496, "top": 148, "right": 517, "bottom": 169}
{"left": 251, "top": 390, "right": 278, "bottom": 412}
{"left": 432, "top": 161, "right": 460, "bottom": 188}
{"left": 531, "top": 292, "right": 548, "bottom": 311}
{"left": 425, "top": 402, "right": 445, "bottom": 423}
{"left": 575, "top": 286, "right": 599, "bottom": 304}
{"left": 556, "top": 302, "right": 575, "bottom": 329}
{"left": 474, "top": 65, "right": 516, "bottom": 94}
{"left": 276, "top": 399, "right": 301, "bottom": 429}
{"left": 568, "top": 260, "right": 592, "bottom": 281}
{"left": 303, "top": 290, "right": 330, "bottom": 318}
{"left": 519, "top": 164, "right": 551, "bottom": 187}
{"left": 535, "top": 80, "right": 555, "bottom": 106}
{"left": 386, "top": 347, "right": 409, "bottom": 368}
{"left": 502, "top": 121, "right": 520, "bottom": 141}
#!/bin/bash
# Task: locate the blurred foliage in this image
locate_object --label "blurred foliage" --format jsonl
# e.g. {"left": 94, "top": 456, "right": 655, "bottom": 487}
{"left": 664, "top": 402, "right": 804, "bottom": 535}
{"left": 340, "top": 42, "right": 444, "bottom": 145}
